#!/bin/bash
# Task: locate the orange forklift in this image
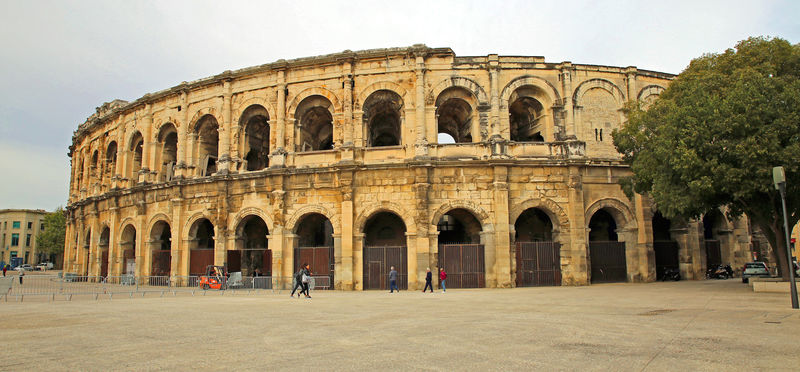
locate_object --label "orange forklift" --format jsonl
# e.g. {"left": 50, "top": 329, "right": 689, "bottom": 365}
{"left": 198, "top": 265, "right": 228, "bottom": 290}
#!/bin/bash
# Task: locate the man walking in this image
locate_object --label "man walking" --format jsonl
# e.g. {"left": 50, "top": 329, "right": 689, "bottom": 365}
{"left": 439, "top": 267, "right": 447, "bottom": 292}
{"left": 389, "top": 266, "right": 398, "bottom": 293}
{"left": 290, "top": 263, "right": 306, "bottom": 298}
{"left": 423, "top": 267, "right": 433, "bottom": 293}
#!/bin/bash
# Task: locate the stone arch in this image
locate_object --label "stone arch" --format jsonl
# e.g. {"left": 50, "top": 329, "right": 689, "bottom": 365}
{"left": 151, "top": 116, "right": 182, "bottom": 140}
{"left": 500, "top": 75, "right": 561, "bottom": 108}
{"left": 637, "top": 84, "right": 666, "bottom": 102}
{"left": 118, "top": 217, "right": 137, "bottom": 238}
{"left": 184, "top": 211, "right": 215, "bottom": 237}
{"left": 429, "top": 200, "right": 493, "bottom": 232}
{"left": 233, "top": 96, "right": 276, "bottom": 125}
{"left": 126, "top": 130, "right": 144, "bottom": 152}
{"left": 355, "top": 201, "right": 416, "bottom": 235}
{"left": 286, "top": 204, "right": 339, "bottom": 234}
{"left": 510, "top": 198, "right": 570, "bottom": 232}
{"left": 355, "top": 81, "right": 410, "bottom": 110}
{"left": 228, "top": 207, "right": 274, "bottom": 234}
{"left": 147, "top": 213, "right": 173, "bottom": 236}
{"left": 287, "top": 87, "right": 342, "bottom": 117}
{"left": 292, "top": 95, "right": 336, "bottom": 151}
{"left": 584, "top": 198, "right": 635, "bottom": 229}
{"left": 427, "top": 76, "right": 489, "bottom": 106}
{"left": 188, "top": 107, "right": 220, "bottom": 132}
{"left": 573, "top": 78, "right": 626, "bottom": 107}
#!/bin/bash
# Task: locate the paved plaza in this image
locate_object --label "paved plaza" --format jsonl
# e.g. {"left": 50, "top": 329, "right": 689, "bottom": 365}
{"left": 1, "top": 279, "right": 798, "bottom": 371}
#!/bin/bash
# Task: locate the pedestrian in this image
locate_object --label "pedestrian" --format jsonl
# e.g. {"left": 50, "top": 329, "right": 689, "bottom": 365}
{"left": 19, "top": 269, "right": 24, "bottom": 285}
{"left": 302, "top": 265, "right": 312, "bottom": 298}
{"left": 2, "top": 265, "right": 6, "bottom": 277}
{"left": 389, "top": 266, "right": 398, "bottom": 293}
{"left": 439, "top": 267, "right": 447, "bottom": 292}
{"left": 290, "top": 263, "right": 306, "bottom": 298}
{"left": 423, "top": 267, "right": 433, "bottom": 293}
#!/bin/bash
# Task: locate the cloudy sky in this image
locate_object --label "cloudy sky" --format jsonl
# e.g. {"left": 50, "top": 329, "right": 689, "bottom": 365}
{"left": 1, "top": 0, "right": 798, "bottom": 211}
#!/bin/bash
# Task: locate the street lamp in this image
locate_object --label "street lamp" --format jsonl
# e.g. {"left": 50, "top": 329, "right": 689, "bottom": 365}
{"left": 773, "top": 166, "right": 798, "bottom": 309}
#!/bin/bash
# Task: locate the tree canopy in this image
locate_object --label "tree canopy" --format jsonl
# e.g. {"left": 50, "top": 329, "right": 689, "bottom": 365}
{"left": 613, "top": 36, "right": 800, "bottom": 277}
{"left": 37, "top": 207, "right": 66, "bottom": 257}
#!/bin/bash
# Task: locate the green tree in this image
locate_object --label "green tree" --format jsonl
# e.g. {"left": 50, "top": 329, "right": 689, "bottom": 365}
{"left": 613, "top": 36, "right": 800, "bottom": 278}
{"left": 37, "top": 207, "right": 66, "bottom": 262}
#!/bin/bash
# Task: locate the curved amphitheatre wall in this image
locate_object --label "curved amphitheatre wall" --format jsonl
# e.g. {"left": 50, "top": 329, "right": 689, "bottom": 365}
{"left": 65, "top": 45, "right": 680, "bottom": 289}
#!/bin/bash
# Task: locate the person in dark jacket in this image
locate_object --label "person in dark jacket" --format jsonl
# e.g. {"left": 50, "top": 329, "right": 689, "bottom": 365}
{"left": 389, "top": 266, "right": 398, "bottom": 293}
{"left": 301, "top": 265, "right": 312, "bottom": 298}
{"left": 290, "top": 263, "right": 307, "bottom": 298}
{"left": 423, "top": 267, "right": 433, "bottom": 293}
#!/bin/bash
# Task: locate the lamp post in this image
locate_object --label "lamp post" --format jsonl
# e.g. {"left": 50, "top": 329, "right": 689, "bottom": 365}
{"left": 773, "top": 166, "right": 798, "bottom": 309}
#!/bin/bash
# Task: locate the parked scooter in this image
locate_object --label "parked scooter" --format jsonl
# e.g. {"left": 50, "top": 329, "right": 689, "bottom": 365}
{"left": 706, "top": 264, "right": 730, "bottom": 279}
{"left": 660, "top": 268, "right": 681, "bottom": 281}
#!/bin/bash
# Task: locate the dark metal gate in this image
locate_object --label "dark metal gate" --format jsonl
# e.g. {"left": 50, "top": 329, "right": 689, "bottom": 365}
{"left": 151, "top": 249, "right": 171, "bottom": 276}
{"left": 589, "top": 241, "right": 627, "bottom": 283}
{"left": 515, "top": 241, "right": 561, "bottom": 287}
{"left": 705, "top": 240, "right": 721, "bottom": 268}
{"left": 190, "top": 249, "right": 214, "bottom": 276}
{"left": 654, "top": 241, "right": 679, "bottom": 279}
{"left": 101, "top": 250, "right": 109, "bottom": 277}
{"left": 295, "top": 246, "right": 334, "bottom": 288}
{"left": 363, "top": 246, "right": 407, "bottom": 290}
{"left": 438, "top": 244, "right": 485, "bottom": 288}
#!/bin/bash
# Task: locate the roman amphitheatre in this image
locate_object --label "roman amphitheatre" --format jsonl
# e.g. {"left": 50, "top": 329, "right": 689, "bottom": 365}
{"left": 64, "top": 45, "right": 755, "bottom": 290}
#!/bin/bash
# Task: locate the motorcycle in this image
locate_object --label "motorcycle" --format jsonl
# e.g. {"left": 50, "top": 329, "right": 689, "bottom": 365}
{"left": 706, "top": 264, "right": 730, "bottom": 279}
{"left": 660, "top": 268, "right": 681, "bottom": 281}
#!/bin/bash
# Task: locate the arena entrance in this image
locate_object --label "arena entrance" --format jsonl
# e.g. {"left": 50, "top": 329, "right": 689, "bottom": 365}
{"left": 231, "top": 215, "right": 271, "bottom": 277}
{"left": 589, "top": 209, "right": 627, "bottom": 283}
{"left": 652, "top": 212, "right": 679, "bottom": 280}
{"left": 514, "top": 208, "right": 561, "bottom": 287}
{"left": 120, "top": 225, "right": 136, "bottom": 275}
{"left": 189, "top": 219, "right": 215, "bottom": 276}
{"left": 150, "top": 221, "right": 172, "bottom": 277}
{"left": 436, "top": 209, "right": 485, "bottom": 288}
{"left": 99, "top": 227, "right": 110, "bottom": 277}
{"left": 363, "top": 212, "right": 407, "bottom": 290}
{"left": 294, "top": 213, "right": 334, "bottom": 288}
{"left": 703, "top": 210, "right": 724, "bottom": 269}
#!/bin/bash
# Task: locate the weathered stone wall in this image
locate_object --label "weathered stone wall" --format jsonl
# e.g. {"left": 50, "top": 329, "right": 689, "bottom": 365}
{"left": 63, "top": 45, "right": 753, "bottom": 288}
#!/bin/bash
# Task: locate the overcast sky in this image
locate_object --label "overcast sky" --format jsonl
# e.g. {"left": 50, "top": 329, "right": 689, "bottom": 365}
{"left": 1, "top": 0, "right": 798, "bottom": 211}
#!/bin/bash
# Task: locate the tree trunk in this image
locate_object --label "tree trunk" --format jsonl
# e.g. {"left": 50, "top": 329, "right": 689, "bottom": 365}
{"left": 756, "top": 219, "right": 791, "bottom": 280}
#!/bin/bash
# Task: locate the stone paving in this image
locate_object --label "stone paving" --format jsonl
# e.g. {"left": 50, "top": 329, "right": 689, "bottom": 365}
{"left": 1, "top": 279, "right": 798, "bottom": 371}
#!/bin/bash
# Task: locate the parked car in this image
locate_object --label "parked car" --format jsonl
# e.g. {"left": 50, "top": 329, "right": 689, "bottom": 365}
{"left": 741, "top": 262, "right": 771, "bottom": 283}
{"left": 36, "top": 262, "right": 54, "bottom": 270}
{"left": 14, "top": 264, "right": 34, "bottom": 272}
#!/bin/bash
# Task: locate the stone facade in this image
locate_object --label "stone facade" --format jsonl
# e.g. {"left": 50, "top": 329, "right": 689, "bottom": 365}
{"left": 64, "top": 45, "right": 755, "bottom": 289}
{"left": 0, "top": 209, "right": 46, "bottom": 265}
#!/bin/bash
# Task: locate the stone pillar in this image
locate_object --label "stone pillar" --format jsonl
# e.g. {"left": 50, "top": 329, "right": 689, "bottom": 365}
{"left": 340, "top": 187, "right": 355, "bottom": 289}
{"left": 135, "top": 215, "right": 145, "bottom": 278}
{"left": 268, "top": 227, "right": 285, "bottom": 287}
{"left": 284, "top": 232, "right": 297, "bottom": 278}
{"left": 671, "top": 225, "right": 693, "bottom": 280}
{"left": 634, "top": 194, "right": 655, "bottom": 282}
{"left": 171, "top": 198, "right": 184, "bottom": 276}
{"left": 406, "top": 232, "right": 418, "bottom": 290}
{"left": 354, "top": 233, "right": 364, "bottom": 290}
{"left": 142, "top": 103, "right": 154, "bottom": 182}
{"left": 560, "top": 63, "right": 576, "bottom": 138}
{"left": 565, "top": 167, "right": 588, "bottom": 285}
{"left": 414, "top": 54, "right": 428, "bottom": 158}
{"left": 492, "top": 165, "right": 512, "bottom": 287}
{"left": 488, "top": 54, "right": 500, "bottom": 139}
{"left": 687, "top": 220, "right": 705, "bottom": 279}
{"left": 342, "top": 64, "right": 354, "bottom": 148}
{"left": 213, "top": 224, "right": 227, "bottom": 267}
{"left": 270, "top": 71, "right": 287, "bottom": 167}
{"left": 176, "top": 90, "right": 189, "bottom": 179}
{"left": 218, "top": 80, "right": 232, "bottom": 174}
{"left": 625, "top": 67, "right": 637, "bottom": 102}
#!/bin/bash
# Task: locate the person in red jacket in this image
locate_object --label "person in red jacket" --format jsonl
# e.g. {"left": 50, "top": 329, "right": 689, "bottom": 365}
{"left": 439, "top": 267, "right": 447, "bottom": 292}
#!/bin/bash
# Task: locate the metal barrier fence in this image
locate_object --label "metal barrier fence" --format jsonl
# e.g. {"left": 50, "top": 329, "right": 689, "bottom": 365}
{"left": 1, "top": 274, "right": 326, "bottom": 302}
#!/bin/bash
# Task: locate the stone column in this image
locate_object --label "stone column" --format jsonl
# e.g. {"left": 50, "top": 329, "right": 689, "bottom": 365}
{"left": 218, "top": 80, "right": 232, "bottom": 174}
{"left": 670, "top": 225, "right": 693, "bottom": 280}
{"left": 625, "top": 67, "right": 637, "bottom": 102}
{"left": 406, "top": 232, "right": 418, "bottom": 290}
{"left": 488, "top": 54, "right": 500, "bottom": 139}
{"left": 342, "top": 64, "right": 354, "bottom": 148}
{"left": 171, "top": 198, "right": 184, "bottom": 276}
{"left": 634, "top": 194, "right": 654, "bottom": 282}
{"left": 135, "top": 215, "right": 145, "bottom": 278}
{"left": 270, "top": 71, "right": 287, "bottom": 167}
{"left": 560, "top": 62, "right": 576, "bottom": 138}
{"left": 176, "top": 90, "right": 189, "bottom": 179}
{"left": 414, "top": 54, "right": 428, "bottom": 158}
{"left": 354, "top": 233, "right": 364, "bottom": 290}
{"left": 268, "top": 227, "right": 285, "bottom": 287}
{"left": 142, "top": 103, "right": 154, "bottom": 182}
{"left": 565, "top": 167, "right": 588, "bottom": 285}
{"left": 687, "top": 220, "right": 705, "bottom": 279}
{"left": 492, "top": 165, "right": 512, "bottom": 287}
{"left": 340, "top": 186, "right": 355, "bottom": 289}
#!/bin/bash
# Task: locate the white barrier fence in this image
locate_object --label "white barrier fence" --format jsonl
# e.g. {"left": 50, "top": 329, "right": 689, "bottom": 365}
{"left": 0, "top": 274, "right": 332, "bottom": 302}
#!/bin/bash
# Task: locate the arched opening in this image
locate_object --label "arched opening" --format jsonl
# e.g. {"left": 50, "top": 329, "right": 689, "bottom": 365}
{"left": 436, "top": 87, "right": 475, "bottom": 143}
{"left": 120, "top": 224, "right": 136, "bottom": 275}
{"left": 99, "top": 226, "right": 110, "bottom": 277}
{"left": 509, "top": 86, "right": 548, "bottom": 142}
{"left": 157, "top": 124, "right": 178, "bottom": 182}
{"left": 188, "top": 218, "right": 215, "bottom": 276}
{"left": 295, "top": 96, "right": 334, "bottom": 152}
{"left": 436, "top": 209, "right": 485, "bottom": 288}
{"left": 83, "top": 229, "right": 91, "bottom": 276}
{"left": 652, "top": 211, "right": 680, "bottom": 280}
{"left": 91, "top": 150, "right": 99, "bottom": 180}
{"left": 150, "top": 221, "right": 172, "bottom": 277}
{"left": 363, "top": 211, "right": 407, "bottom": 290}
{"left": 194, "top": 115, "right": 219, "bottom": 176}
{"left": 363, "top": 90, "right": 403, "bottom": 147}
{"left": 514, "top": 208, "right": 561, "bottom": 286}
{"left": 76, "top": 157, "right": 84, "bottom": 192}
{"left": 588, "top": 209, "right": 626, "bottom": 283}
{"left": 702, "top": 210, "right": 727, "bottom": 270}
{"left": 240, "top": 105, "right": 270, "bottom": 171}
{"left": 105, "top": 141, "right": 117, "bottom": 181}
{"left": 231, "top": 215, "right": 270, "bottom": 279}
{"left": 294, "top": 213, "right": 334, "bottom": 288}
{"left": 129, "top": 132, "right": 144, "bottom": 179}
